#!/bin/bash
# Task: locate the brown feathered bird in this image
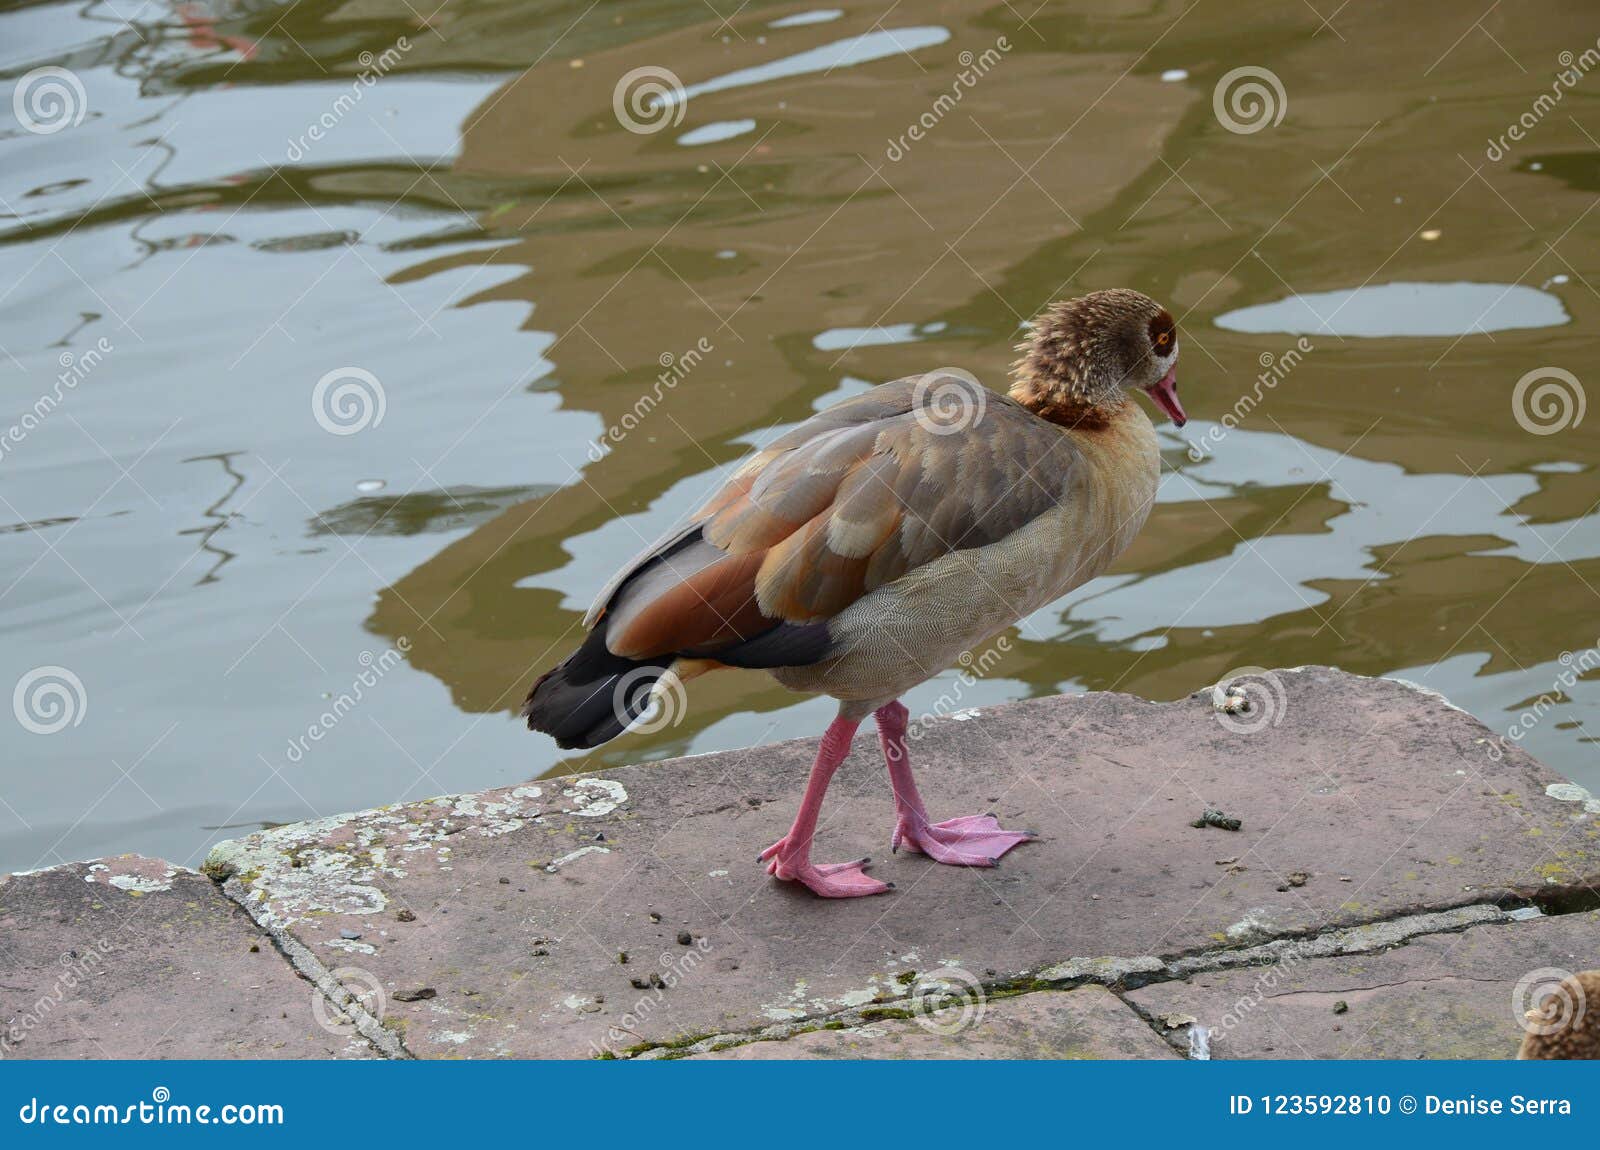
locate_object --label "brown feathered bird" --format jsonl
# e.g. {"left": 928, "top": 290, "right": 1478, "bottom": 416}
{"left": 525, "top": 289, "right": 1186, "bottom": 897}
{"left": 1518, "top": 970, "right": 1600, "bottom": 1059}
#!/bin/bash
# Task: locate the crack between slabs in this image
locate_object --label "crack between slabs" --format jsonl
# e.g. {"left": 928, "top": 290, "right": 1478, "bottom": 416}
{"left": 219, "top": 876, "right": 414, "bottom": 1061}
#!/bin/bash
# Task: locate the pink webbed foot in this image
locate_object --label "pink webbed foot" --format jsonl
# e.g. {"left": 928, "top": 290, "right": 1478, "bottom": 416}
{"left": 892, "top": 812, "right": 1038, "bottom": 867}
{"left": 759, "top": 838, "right": 893, "bottom": 898}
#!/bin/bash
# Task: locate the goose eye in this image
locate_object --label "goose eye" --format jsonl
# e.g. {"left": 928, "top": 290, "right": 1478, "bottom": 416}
{"left": 1147, "top": 310, "right": 1177, "bottom": 358}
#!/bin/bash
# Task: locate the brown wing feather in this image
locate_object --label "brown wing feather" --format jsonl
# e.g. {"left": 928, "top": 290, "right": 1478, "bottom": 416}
{"left": 591, "top": 375, "right": 1080, "bottom": 658}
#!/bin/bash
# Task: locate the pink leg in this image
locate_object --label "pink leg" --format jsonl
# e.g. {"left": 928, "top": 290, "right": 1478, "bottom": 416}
{"left": 876, "top": 700, "right": 1038, "bottom": 866}
{"left": 758, "top": 715, "right": 892, "bottom": 898}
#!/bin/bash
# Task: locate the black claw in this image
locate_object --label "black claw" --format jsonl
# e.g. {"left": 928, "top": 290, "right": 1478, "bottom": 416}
{"left": 985, "top": 811, "right": 997, "bottom": 819}
{"left": 1025, "top": 830, "right": 1041, "bottom": 838}
{"left": 988, "top": 857, "right": 1000, "bottom": 867}
{"left": 861, "top": 856, "right": 871, "bottom": 865}
{"left": 885, "top": 882, "right": 896, "bottom": 890}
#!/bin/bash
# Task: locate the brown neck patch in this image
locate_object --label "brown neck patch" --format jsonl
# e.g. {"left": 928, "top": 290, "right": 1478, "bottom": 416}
{"left": 1010, "top": 379, "right": 1117, "bottom": 431}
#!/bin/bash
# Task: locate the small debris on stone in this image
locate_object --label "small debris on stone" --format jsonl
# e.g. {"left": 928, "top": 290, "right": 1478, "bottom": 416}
{"left": 339, "top": 929, "right": 362, "bottom": 940}
{"left": 1190, "top": 807, "right": 1242, "bottom": 832}
{"left": 531, "top": 947, "right": 550, "bottom": 957}
{"left": 1214, "top": 856, "right": 1239, "bottom": 866}
{"left": 1287, "top": 871, "right": 1309, "bottom": 887}
{"left": 396, "top": 908, "right": 417, "bottom": 922}
{"left": 676, "top": 931, "right": 693, "bottom": 946}
{"left": 648, "top": 912, "right": 662, "bottom": 923}
{"left": 498, "top": 877, "right": 510, "bottom": 884}
{"left": 1339, "top": 875, "right": 1353, "bottom": 882}
{"left": 649, "top": 972, "right": 666, "bottom": 990}
{"left": 594, "top": 832, "right": 605, "bottom": 842}
{"left": 1333, "top": 1000, "right": 1349, "bottom": 1014}
{"left": 393, "top": 987, "right": 436, "bottom": 1002}
{"left": 630, "top": 977, "right": 649, "bottom": 990}
{"left": 618, "top": 951, "right": 629, "bottom": 964}
{"left": 248, "top": 943, "right": 259, "bottom": 953}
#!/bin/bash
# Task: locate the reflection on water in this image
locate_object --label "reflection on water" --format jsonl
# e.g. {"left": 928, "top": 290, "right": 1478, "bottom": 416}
{"left": 667, "top": 25, "right": 952, "bottom": 106}
{"left": 311, "top": 485, "right": 556, "bottom": 538}
{"left": 678, "top": 119, "right": 756, "bottom": 147}
{"left": 1214, "top": 282, "right": 1570, "bottom": 337}
{"left": 2, "top": 0, "right": 1599, "bottom": 874}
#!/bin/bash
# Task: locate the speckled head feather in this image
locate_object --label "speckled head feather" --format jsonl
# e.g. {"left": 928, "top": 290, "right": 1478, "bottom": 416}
{"left": 1009, "top": 289, "right": 1179, "bottom": 424}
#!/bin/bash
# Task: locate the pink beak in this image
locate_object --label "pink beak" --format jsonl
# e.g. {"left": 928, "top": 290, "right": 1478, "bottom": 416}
{"left": 1143, "top": 367, "right": 1186, "bottom": 427}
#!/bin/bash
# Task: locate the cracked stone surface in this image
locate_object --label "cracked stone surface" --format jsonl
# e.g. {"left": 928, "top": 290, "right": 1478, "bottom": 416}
{"left": 689, "top": 985, "right": 1179, "bottom": 1059}
{"left": 188, "top": 667, "right": 1598, "bottom": 1058}
{"left": 0, "top": 860, "right": 372, "bottom": 1059}
{"left": 1128, "top": 907, "right": 1600, "bottom": 1060}
{"left": 4, "top": 669, "right": 1594, "bottom": 1059}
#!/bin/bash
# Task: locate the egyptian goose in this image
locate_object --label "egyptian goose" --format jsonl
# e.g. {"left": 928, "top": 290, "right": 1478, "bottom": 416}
{"left": 525, "top": 289, "right": 1186, "bottom": 898}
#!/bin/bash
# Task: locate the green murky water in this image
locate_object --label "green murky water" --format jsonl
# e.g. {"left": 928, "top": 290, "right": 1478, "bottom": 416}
{"left": 3, "top": 0, "right": 1598, "bottom": 873}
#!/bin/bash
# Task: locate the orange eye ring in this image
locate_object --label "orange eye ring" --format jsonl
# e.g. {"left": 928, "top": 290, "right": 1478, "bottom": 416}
{"left": 1148, "top": 309, "right": 1177, "bottom": 355}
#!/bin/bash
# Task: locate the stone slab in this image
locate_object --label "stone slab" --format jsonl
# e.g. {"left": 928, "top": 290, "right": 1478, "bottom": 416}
{"left": 0, "top": 858, "right": 372, "bottom": 1059}
{"left": 1128, "top": 909, "right": 1600, "bottom": 1059}
{"left": 688, "top": 985, "right": 1178, "bottom": 1059}
{"left": 201, "top": 667, "right": 1600, "bottom": 1058}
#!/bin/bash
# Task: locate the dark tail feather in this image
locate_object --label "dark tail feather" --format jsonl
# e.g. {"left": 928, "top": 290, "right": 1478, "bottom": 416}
{"left": 522, "top": 622, "right": 664, "bottom": 750}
